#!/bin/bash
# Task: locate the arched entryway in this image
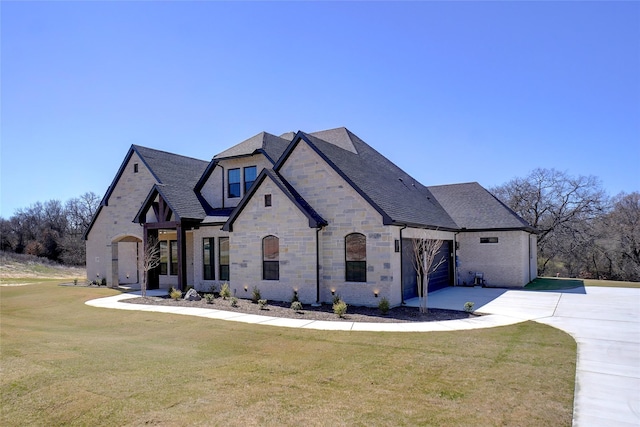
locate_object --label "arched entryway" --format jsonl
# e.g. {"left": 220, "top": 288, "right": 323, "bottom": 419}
{"left": 110, "top": 234, "right": 142, "bottom": 288}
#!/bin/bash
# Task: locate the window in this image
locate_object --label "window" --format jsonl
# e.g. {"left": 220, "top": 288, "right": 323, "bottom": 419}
{"left": 203, "top": 238, "right": 214, "bottom": 280}
{"left": 134, "top": 163, "right": 139, "bottom": 173}
{"left": 264, "top": 194, "right": 272, "bottom": 207}
{"left": 480, "top": 237, "right": 499, "bottom": 244}
{"left": 159, "top": 241, "right": 168, "bottom": 275}
{"left": 219, "top": 237, "right": 229, "bottom": 281}
{"left": 262, "top": 235, "right": 279, "bottom": 280}
{"left": 169, "top": 240, "right": 178, "bottom": 275}
{"left": 244, "top": 166, "right": 257, "bottom": 193}
{"left": 345, "top": 233, "right": 366, "bottom": 282}
{"left": 228, "top": 168, "right": 241, "bottom": 198}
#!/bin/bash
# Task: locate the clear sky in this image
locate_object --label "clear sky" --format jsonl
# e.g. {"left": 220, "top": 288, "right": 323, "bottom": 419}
{"left": 2, "top": 1, "right": 639, "bottom": 218}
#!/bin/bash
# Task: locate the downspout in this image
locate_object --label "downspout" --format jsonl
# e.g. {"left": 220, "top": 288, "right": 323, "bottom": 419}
{"left": 220, "top": 165, "right": 225, "bottom": 209}
{"left": 315, "top": 226, "right": 323, "bottom": 306}
{"left": 399, "top": 224, "right": 407, "bottom": 305}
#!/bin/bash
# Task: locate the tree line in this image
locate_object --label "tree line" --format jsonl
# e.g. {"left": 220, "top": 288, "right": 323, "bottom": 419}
{"left": 492, "top": 168, "right": 639, "bottom": 282}
{"left": 1, "top": 169, "right": 638, "bottom": 282}
{"left": 0, "top": 192, "right": 101, "bottom": 266}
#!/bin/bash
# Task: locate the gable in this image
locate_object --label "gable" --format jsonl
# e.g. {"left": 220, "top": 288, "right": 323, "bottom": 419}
{"left": 223, "top": 169, "right": 326, "bottom": 232}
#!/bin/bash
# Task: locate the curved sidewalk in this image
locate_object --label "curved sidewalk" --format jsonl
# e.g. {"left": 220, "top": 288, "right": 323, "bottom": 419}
{"left": 86, "top": 286, "right": 640, "bottom": 427}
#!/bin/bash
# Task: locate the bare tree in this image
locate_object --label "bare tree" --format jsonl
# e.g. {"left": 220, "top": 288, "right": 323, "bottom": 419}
{"left": 491, "top": 168, "right": 607, "bottom": 275}
{"left": 410, "top": 232, "right": 446, "bottom": 314}
{"left": 140, "top": 236, "right": 161, "bottom": 298}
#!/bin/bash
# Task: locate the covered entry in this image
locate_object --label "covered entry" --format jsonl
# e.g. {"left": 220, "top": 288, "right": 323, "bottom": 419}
{"left": 110, "top": 234, "right": 142, "bottom": 288}
{"left": 402, "top": 239, "right": 453, "bottom": 301}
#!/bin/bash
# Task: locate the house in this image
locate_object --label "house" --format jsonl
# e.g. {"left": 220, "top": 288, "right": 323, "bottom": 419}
{"left": 85, "top": 127, "right": 537, "bottom": 307}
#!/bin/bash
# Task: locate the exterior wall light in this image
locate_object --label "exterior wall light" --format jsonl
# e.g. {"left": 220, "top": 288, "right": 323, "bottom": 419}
{"left": 374, "top": 291, "right": 379, "bottom": 298}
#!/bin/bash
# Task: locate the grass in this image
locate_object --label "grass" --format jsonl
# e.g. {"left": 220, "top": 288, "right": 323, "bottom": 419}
{"left": 525, "top": 276, "right": 640, "bottom": 291}
{"left": 0, "top": 279, "right": 576, "bottom": 426}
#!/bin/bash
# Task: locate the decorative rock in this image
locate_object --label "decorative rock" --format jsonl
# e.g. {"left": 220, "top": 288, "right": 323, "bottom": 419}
{"left": 183, "top": 288, "right": 201, "bottom": 301}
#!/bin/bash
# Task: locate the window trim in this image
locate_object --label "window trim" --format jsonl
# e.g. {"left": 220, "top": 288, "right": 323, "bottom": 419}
{"left": 244, "top": 166, "right": 257, "bottom": 193}
{"left": 203, "top": 237, "right": 214, "bottom": 280}
{"left": 169, "top": 240, "right": 178, "bottom": 276}
{"left": 219, "top": 237, "right": 229, "bottom": 281}
{"left": 262, "top": 235, "right": 279, "bottom": 281}
{"left": 345, "top": 233, "right": 367, "bottom": 282}
{"left": 228, "top": 168, "right": 241, "bottom": 198}
{"left": 480, "top": 237, "right": 499, "bottom": 244}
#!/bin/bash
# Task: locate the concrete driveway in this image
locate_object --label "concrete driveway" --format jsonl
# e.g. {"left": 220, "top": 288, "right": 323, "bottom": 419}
{"left": 427, "top": 286, "right": 640, "bottom": 427}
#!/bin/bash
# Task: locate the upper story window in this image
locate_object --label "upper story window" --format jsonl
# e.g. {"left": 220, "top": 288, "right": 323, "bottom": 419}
{"left": 228, "top": 168, "right": 241, "bottom": 198}
{"left": 134, "top": 163, "right": 139, "bottom": 173}
{"left": 244, "top": 166, "right": 257, "bottom": 193}
{"left": 345, "top": 233, "right": 366, "bottom": 282}
{"left": 264, "top": 194, "right": 272, "bottom": 207}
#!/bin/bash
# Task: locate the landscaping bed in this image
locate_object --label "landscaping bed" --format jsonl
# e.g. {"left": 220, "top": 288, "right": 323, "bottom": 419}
{"left": 123, "top": 294, "right": 478, "bottom": 323}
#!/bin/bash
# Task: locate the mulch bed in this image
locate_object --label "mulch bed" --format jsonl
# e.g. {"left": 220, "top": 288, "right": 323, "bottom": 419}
{"left": 123, "top": 294, "right": 478, "bottom": 323}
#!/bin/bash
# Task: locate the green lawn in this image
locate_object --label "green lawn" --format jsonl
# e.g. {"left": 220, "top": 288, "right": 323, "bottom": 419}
{"left": 525, "top": 276, "right": 640, "bottom": 291}
{"left": 1, "top": 281, "right": 576, "bottom": 426}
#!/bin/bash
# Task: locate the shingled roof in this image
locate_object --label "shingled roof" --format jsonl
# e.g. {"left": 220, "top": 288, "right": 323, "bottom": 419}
{"left": 132, "top": 146, "right": 209, "bottom": 221}
{"left": 428, "top": 182, "right": 536, "bottom": 231}
{"left": 214, "top": 131, "right": 292, "bottom": 163}
{"left": 275, "top": 128, "right": 459, "bottom": 230}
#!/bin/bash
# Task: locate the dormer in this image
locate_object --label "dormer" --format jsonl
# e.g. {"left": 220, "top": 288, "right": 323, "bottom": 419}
{"left": 196, "top": 131, "right": 293, "bottom": 209}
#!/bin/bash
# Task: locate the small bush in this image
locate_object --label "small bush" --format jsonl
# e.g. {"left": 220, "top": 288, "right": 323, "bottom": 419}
{"left": 204, "top": 294, "right": 215, "bottom": 304}
{"left": 378, "top": 297, "right": 390, "bottom": 315}
{"left": 251, "top": 286, "right": 261, "bottom": 304}
{"left": 258, "top": 299, "right": 268, "bottom": 310}
{"left": 73, "top": 279, "right": 78, "bottom": 286}
{"left": 333, "top": 299, "right": 348, "bottom": 318}
{"left": 100, "top": 278, "right": 107, "bottom": 287}
{"left": 464, "top": 301, "right": 475, "bottom": 313}
{"left": 332, "top": 294, "right": 341, "bottom": 305}
{"left": 170, "top": 288, "right": 182, "bottom": 300}
{"left": 291, "top": 290, "right": 299, "bottom": 303}
{"left": 291, "top": 301, "right": 303, "bottom": 313}
{"left": 220, "top": 283, "right": 231, "bottom": 300}
{"left": 230, "top": 297, "right": 238, "bottom": 307}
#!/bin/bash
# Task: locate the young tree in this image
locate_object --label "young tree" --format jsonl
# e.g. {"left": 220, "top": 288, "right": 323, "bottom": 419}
{"left": 140, "top": 236, "right": 161, "bottom": 298}
{"left": 410, "top": 233, "right": 446, "bottom": 314}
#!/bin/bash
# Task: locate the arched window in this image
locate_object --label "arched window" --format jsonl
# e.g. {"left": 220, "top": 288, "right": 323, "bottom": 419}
{"left": 345, "top": 233, "right": 366, "bottom": 282}
{"left": 262, "top": 235, "right": 279, "bottom": 280}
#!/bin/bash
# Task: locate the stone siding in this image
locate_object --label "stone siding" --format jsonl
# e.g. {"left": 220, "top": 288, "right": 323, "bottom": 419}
{"left": 279, "top": 140, "right": 400, "bottom": 307}
{"left": 457, "top": 230, "right": 534, "bottom": 287}
{"left": 85, "top": 152, "right": 155, "bottom": 286}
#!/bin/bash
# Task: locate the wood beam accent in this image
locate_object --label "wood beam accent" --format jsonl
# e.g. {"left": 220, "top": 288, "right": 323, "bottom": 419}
{"left": 176, "top": 223, "right": 187, "bottom": 290}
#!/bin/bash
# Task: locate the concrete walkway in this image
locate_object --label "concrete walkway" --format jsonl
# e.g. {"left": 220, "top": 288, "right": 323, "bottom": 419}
{"left": 86, "top": 286, "right": 640, "bottom": 426}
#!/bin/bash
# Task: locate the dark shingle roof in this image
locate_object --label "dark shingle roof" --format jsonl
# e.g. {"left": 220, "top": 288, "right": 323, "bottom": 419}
{"left": 214, "top": 132, "right": 291, "bottom": 163}
{"left": 133, "top": 145, "right": 209, "bottom": 220}
{"left": 279, "top": 128, "right": 459, "bottom": 230}
{"left": 427, "top": 182, "right": 535, "bottom": 231}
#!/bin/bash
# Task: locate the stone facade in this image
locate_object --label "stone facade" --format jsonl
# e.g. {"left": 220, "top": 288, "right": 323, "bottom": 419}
{"left": 456, "top": 230, "right": 536, "bottom": 287}
{"left": 85, "top": 151, "right": 155, "bottom": 286}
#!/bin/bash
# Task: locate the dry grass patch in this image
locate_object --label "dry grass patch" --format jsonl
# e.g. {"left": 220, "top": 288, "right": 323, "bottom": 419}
{"left": 1, "top": 281, "right": 576, "bottom": 426}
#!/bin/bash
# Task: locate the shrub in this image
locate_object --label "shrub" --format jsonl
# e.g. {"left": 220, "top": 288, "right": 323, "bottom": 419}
{"left": 333, "top": 299, "right": 348, "bottom": 318}
{"left": 100, "top": 278, "right": 107, "bottom": 287}
{"left": 251, "top": 286, "right": 261, "bottom": 304}
{"left": 464, "top": 301, "right": 475, "bottom": 313}
{"left": 291, "top": 290, "right": 299, "bottom": 303}
{"left": 220, "top": 283, "right": 231, "bottom": 300}
{"left": 204, "top": 294, "right": 215, "bottom": 304}
{"left": 230, "top": 297, "right": 238, "bottom": 307}
{"left": 170, "top": 288, "right": 182, "bottom": 300}
{"left": 332, "top": 294, "right": 341, "bottom": 305}
{"left": 291, "top": 301, "right": 303, "bottom": 313}
{"left": 258, "top": 299, "right": 268, "bottom": 310}
{"left": 73, "top": 279, "right": 78, "bottom": 286}
{"left": 378, "top": 297, "right": 390, "bottom": 315}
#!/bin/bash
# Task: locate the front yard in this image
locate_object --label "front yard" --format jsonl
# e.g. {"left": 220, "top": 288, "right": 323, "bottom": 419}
{"left": 1, "top": 280, "right": 576, "bottom": 426}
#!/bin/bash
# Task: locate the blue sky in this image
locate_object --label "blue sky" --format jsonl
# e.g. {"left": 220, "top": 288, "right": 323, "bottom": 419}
{"left": 2, "top": 1, "right": 638, "bottom": 218}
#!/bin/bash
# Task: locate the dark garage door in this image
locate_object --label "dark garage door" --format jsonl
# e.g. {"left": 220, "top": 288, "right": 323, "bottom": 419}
{"left": 402, "top": 239, "right": 452, "bottom": 300}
